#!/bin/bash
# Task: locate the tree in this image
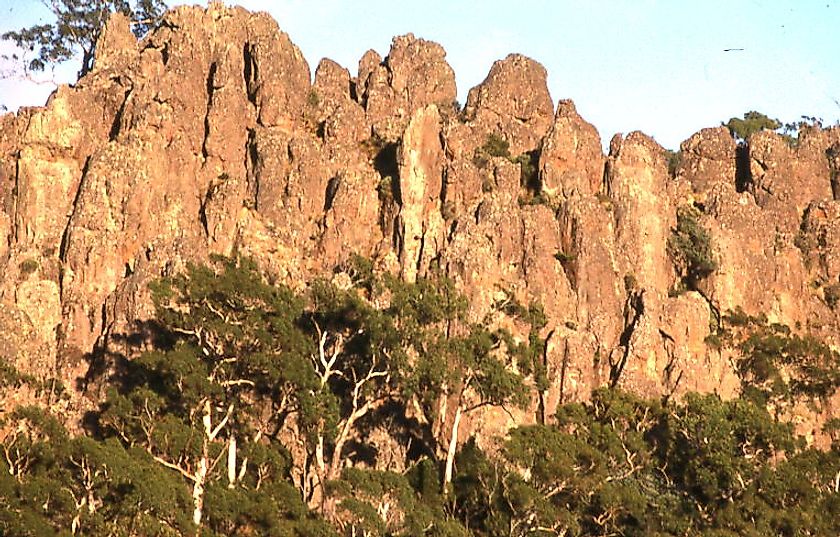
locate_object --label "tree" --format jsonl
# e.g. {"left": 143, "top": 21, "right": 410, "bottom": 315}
{"left": 302, "top": 258, "right": 533, "bottom": 498}
{"left": 382, "top": 273, "right": 530, "bottom": 493}
{"left": 668, "top": 204, "right": 717, "bottom": 292}
{"left": 0, "top": 404, "right": 196, "bottom": 536}
{"left": 454, "top": 388, "right": 840, "bottom": 537}
{"left": 712, "top": 309, "right": 840, "bottom": 409}
{"left": 3, "top": 256, "right": 840, "bottom": 535}
{"left": 724, "top": 111, "right": 782, "bottom": 142}
{"left": 2, "top": 0, "right": 167, "bottom": 78}
{"left": 298, "top": 275, "right": 405, "bottom": 501}
{"left": 327, "top": 465, "right": 469, "bottom": 537}
{"left": 98, "top": 256, "right": 327, "bottom": 533}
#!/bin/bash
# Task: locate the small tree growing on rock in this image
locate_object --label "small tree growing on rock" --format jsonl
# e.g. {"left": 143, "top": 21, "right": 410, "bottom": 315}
{"left": 724, "top": 111, "right": 781, "bottom": 142}
{"left": 668, "top": 205, "right": 717, "bottom": 292}
{"left": 2, "top": 0, "right": 167, "bottom": 78}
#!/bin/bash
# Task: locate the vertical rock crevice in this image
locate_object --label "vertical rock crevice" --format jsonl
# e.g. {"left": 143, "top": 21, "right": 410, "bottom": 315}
{"left": 244, "top": 128, "right": 259, "bottom": 209}
{"left": 610, "top": 289, "right": 645, "bottom": 388}
{"left": 827, "top": 143, "right": 840, "bottom": 200}
{"left": 243, "top": 43, "right": 258, "bottom": 109}
{"left": 201, "top": 62, "right": 218, "bottom": 160}
{"left": 735, "top": 142, "right": 753, "bottom": 193}
{"left": 108, "top": 85, "right": 133, "bottom": 142}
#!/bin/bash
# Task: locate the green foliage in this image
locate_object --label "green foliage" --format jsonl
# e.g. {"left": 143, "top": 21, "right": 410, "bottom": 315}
{"left": 328, "top": 465, "right": 468, "bottom": 537}
{"left": 664, "top": 149, "right": 681, "bottom": 177}
{"left": 473, "top": 133, "right": 510, "bottom": 169}
{"left": 4, "top": 256, "right": 839, "bottom": 536}
{"left": 0, "top": 358, "right": 36, "bottom": 388}
{"left": 736, "top": 321, "right": 840, "bottom": 404}
{"left": 668, "top": 204, "right": 717, "bottom": 290}
{"left": 724, "top": 111, "right": 782, "bottom": 141}
{"left": 473, "top": 135, "right": 542, "bottom": 197}
{"left": 307, "top": 89, "right": 320, "bottom": 107}
{"left": 554, "top": 251, "right": 576, "bottom": 264}
{"left": 481, "top": 133, "right": 511, "bottom": 159}
{"left": 0, "top": 359, "right": 66, "bottom": 402}
{"left": 1, "top": 0, "right": 167, "bottom": 76}
{"left": 0, "top": 406, "right": 193, "bottom": 536}
{"left": 494, "top": 297, "right": 549, "bottom": 392}
{"left": 454, "top": 388, "right": 840, "bottom": 537}
{"left": 824, "top": 282, "right": 840, "bottom": 310}
{"left": 99, "top": 256, "right": 327, "bottom": 533}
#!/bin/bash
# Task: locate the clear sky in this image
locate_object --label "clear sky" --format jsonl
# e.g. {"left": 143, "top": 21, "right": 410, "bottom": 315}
{"left": 1, "top": 0, "right": 839, "bottom": 149}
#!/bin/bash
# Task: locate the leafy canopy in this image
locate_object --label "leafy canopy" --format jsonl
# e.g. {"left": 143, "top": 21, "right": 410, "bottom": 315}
{"left": 724, "top": 111, "right": 782, "bottom": 142}
{"left": 2, "top": 0, "right": 167, "bottom": 77}
{"left": 668, "top": 204, "right": 717, "bottom": 292}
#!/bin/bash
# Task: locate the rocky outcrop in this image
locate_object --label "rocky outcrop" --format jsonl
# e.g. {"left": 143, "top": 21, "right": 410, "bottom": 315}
{"left": 397, "top": 105, "right": 445, "bottom": 283}
{"left": 1, "top": 4, "right": 839, "bottom": 441}
{"left": 539, "top": 100, "right": 604, "bottom": 200}
{"left": 358, "top": 34, "right": 457, "bottom": 142}
{"left": 748, "top": 129, "right": 835, "bottom": 235}
{"left": 464, "top": 53, "right": 554, "bottom": 156}
{"left": 677, "top": 126, "right": 736, "bottom": 198}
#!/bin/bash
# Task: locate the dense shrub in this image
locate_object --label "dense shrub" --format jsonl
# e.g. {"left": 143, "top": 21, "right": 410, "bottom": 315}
{"left": 668, "top": 205, "right": 717, "bottom": 290}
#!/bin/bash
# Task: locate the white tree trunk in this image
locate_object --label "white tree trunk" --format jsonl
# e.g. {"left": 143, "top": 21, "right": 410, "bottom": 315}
{"left": 227, "top": 435, "right": 237, "bottom": 488}
{"left": 443, "top": 405, "right": 463, "bottom": 493}
{"left": 193, "top": 400, "right": 214, "bottom": 527}
{"left": 193, "top": 452, "right": 208, "bottom": 526}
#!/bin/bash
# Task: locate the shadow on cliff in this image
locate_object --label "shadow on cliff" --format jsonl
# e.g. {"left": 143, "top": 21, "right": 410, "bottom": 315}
{"left": 735, "top": 142, "right": 753, "bottom": 192}
{"left": 75, "top": 320, "right": 436, "bottom": 472}
{"left": 76, "top": 320, "right": 175, "bottom": 435}
{"left": 344, "top": 399, "right": 437, "bottom": 470}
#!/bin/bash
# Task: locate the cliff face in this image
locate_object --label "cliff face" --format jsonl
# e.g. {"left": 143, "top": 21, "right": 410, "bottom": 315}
{"left": 2, "top": 5, "right": 840, "bottom": 439}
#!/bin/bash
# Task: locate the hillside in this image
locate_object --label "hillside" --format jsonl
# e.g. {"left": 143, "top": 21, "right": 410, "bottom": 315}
{"left": 1, "top": 5, "right": 840, "bottom": 534}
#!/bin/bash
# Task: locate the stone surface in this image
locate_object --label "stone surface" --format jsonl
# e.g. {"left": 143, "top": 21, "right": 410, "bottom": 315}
{"left": 677, "top": 126, "right": 736, "bottom": 198}
{"left": 539, "top": 100, "right": 604, "bottom": 200}
{"left": 464, "top": 53, "right": 554, "bottom": 156}
{"left": 397, "top": 105, "right": 445, "bottom": 282}
{"left": 360, "top": 34, "right": 456, "bottom": 142}
{"left": 1, "top": 3, "right": 839, "bottom": 443}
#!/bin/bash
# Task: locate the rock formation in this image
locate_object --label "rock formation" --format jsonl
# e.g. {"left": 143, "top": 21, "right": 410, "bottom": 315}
{"left": 2, "top": 4, "right": 839, "bottom": 441}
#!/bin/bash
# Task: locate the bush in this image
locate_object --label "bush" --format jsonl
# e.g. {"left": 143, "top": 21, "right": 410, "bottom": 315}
{"left": 473, "top": 133, "right": 510, "bottom": 169}
{"left": 481, "top": 133, "right": 510, "bottom": 159}
{"left": 824, "top": 283, "right": 840, "bottom": 309}
{"left": 18, "top": 258, "right": 38, "bottom": 276}
{"left": 307, "top": 89, "right": 319, "bottom": 107}
{"left": 725, "top": 111, "right": 782, "bottom": 141}
{"left": 664, "top": 149, "right": 681, "bottom": 177}
{"left": 554, "top": 251, "right": 576, "bottom": 264}
{"left": 668, "top": 205, "right": 716, "bottom": 290}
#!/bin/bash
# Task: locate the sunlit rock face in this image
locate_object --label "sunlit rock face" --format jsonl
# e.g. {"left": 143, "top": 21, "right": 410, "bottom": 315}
{"left": 1, "top": 3, "right": 839, "bottom": 441}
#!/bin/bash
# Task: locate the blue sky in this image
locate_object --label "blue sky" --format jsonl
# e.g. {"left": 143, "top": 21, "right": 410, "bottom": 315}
{"left": 1, "top": 0, "right": 838, "bottom": 149}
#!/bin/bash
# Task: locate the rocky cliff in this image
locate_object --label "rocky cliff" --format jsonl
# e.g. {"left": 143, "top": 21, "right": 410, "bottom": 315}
{"left": 2, "top": 4, "right": 840, "bottom": 441}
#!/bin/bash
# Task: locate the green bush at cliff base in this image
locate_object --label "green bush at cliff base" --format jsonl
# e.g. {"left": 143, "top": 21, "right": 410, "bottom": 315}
{"left": 3, "top": 256, "right": 840, "bottom": 537}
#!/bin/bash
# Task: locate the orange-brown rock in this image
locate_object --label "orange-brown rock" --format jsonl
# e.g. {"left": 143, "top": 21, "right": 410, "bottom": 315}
{"left": 0, "top": 4, "right": 839, "bottom": 444}
{"left": 464, "top": 54, "right": 554, "bottom": 156}
{"left": 359, "top": 34, "right": 456, "bottom": 142}
{"left": 539, "top": 100, "right": 604, "bottom": 200}
{"left": 677, "top": 126, "right": 736, "bottom": 198}
{"left": 747, "top": 128, "right": 835, "bottom": 235}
